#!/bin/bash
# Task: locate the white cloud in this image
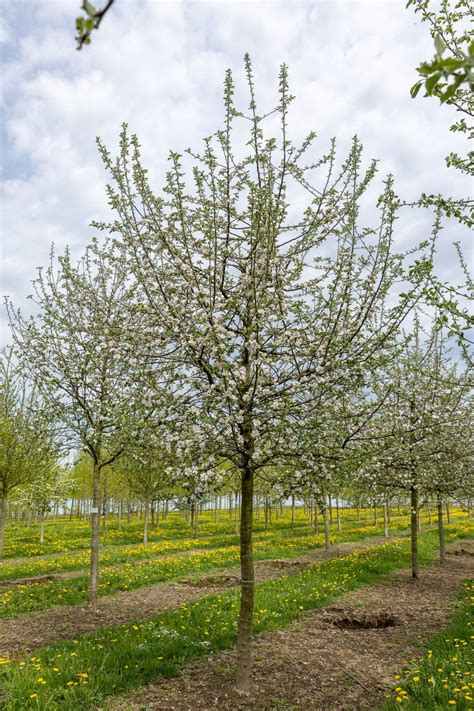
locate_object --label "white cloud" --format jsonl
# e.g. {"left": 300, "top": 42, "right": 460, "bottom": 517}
{"left": 1, "top": 0, "right": 471, "bottom": 343}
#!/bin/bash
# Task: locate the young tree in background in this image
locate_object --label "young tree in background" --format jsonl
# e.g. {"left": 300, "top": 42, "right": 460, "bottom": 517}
{"left": 14, "top": 466, "right": 73, "bottom": 544}
{"left": 0, "top": 348, "right": 58, "bottom": 556}
{"left": 122, "top": 431, "right": 174, "bottom": 544}
{"left": 359, "top": 320, "right": 472, "bottom": 577}
{"left": 8, "top": 239, "right": 151, "bottom": 609}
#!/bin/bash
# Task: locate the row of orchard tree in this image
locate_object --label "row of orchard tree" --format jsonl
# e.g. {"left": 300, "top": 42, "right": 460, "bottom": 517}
{"left": 1, "top": 55, "right": 472, "bottom": 692}
{"left": 4, "top": 442, "right": 471, "bottom": 546}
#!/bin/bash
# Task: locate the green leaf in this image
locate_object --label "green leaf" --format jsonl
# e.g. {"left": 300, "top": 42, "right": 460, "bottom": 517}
{"left": 82, "top": 0, "right": 97, "bottom": 17}
{"left": 437, "top": 58, "right": 463, "bottom": 70}
{"left": 425, "top": 72, "right": 442, "bottom": 94}
{"left": 418, "top": 62, "right": 437, "bottom": 76}
{"left": 434, "top": 33, "right": 446, "bottom": 57}
{"left": 410, "top": 80, "right": 423, "bottom": 98}
{"left": 440, "top": 83, "right": 457, "bottom": 102}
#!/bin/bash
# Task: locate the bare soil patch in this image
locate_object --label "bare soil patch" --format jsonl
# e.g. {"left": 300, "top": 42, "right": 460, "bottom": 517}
{"left": 0, "top": 575, "right": 58, "bottom": 588}
{"left": 447, "top": 547, "right": 474, "bottom": 557}
{"left": 321, "top": 607, "right": 399, "bottom": 630}
{"left": 177, "top": 573, "right": 241, "bottom": 588}
{"left": 110, "top": 539, "right": 474, "bottom": 711}
{"left": 0, "top": 537, "right": 390, "bottom": 657}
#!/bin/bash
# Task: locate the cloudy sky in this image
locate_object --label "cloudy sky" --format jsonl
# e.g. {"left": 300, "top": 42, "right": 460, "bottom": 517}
{"left": 0, "top": 0, "right": 471, "bottom": 342}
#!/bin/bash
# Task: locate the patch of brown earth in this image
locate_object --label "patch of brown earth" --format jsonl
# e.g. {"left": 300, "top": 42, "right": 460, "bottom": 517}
{"left": 0, "top": 537, "right": 392, "bottom": 657}
{"left": 447, "top": 547, "right": 474, "bottom": 557}
{"left": 0, "top": 575, "right": 58, "bottom": 588}
{"left": 109, "top": 540, "right": 474, "bottom": 711}
{"left": 321, "top": 607, "right": 399, "bottom": 630}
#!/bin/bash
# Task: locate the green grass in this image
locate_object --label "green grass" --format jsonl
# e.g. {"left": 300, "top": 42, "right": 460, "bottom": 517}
{"left": 1, "top": 514, "right": 204, "bottom": 559}
{"left": 381, "top": 579, "right": 473, "bottom": 710}
{"left": 2, "top": 506, "right": 453, "bottom": 560}
{"left": 0, "top": 521, "right": 408, "bottom": 618}
{"left": 0, "top": 525, "right": 471, "bottom": 710}
{"left": 2, "top": 507, "right": 461, "bottom": 584}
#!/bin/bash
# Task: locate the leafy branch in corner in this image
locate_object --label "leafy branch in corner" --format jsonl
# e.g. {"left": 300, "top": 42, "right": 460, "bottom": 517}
{"left": 408, "top": 0, "right": 474, "bottom": 103}
{"left": 75, "top": 0, "right": 115, "bottom": 50}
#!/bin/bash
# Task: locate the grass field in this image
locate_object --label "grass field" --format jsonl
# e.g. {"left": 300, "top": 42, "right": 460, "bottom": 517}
{"left": 0, "top": 507, "right": 472, "bottom": 710}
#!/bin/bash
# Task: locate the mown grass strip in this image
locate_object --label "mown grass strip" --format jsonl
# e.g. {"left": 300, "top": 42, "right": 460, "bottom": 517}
{"left": 0, "top": 524, "right": 471, "bottom": 710}
{"left": 380, "top": 579, "right": 473, "bottom": 710}
{"left": 0, "top": 522, "right": 404, "bottom": 617}
{"left": 1, "top": 518, "right": 471, "bottom": 619}
{"left": 6, "top": 508, "right": 430, "bottom": 585}
{"left": 3, "top": 506, "right": 459, "bottom": 560}
{"left": 2, "top": 514, "right": 398, "bottom": 581}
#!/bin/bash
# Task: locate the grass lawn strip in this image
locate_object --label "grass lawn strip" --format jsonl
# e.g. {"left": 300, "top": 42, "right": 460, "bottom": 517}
{"left": 0, "top": 525, "right": 471, "bottom": 710}
{"left": 381, "top": 579, "right": 473, "bottom": 709}
{"left": 1, "top": 513, "right": 436, "bottom": 581}
{"left": 2, "top": 507, "right": 465, "bottom": 565}
{"left": 0, "top": 535, "right": 399, "bottom": 657}
{"left": 0, "top": 520, "right": 435, "bottom": 618}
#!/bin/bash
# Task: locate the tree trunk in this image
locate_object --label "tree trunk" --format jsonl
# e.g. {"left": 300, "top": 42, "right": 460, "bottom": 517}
{"left": 383, "top": 500, "right": 389, "bottom": 539}
{"left": 426, "top": 501, "right": 432, "bottom": 528}
{"left": 437, "top": 498, "right": 446, "bottom": 564}
{"left": 410, "top": 485, "right": 419, "bottom": 580}
{"left": 235, "top": 461, "right": 255, "bottom": 694}
{"left": 143, "top": 499, "right": 149, "bottom": 545}
{"left": 235, "top": 492, "right": 239, "bottom": 535}
{"left": 323, "top": 495, "right": 330, "bottom": 551}
{"left": 127, "top": 485, "right": 132, "bottom": 524}
{"left": 88, "top": 461, "right": 101, "bottom": 609}
{"left": 194, "top": 503, "right": 199, "bottom": 538}
{"left": 446, "top": 500, "right": 451, "bottom": 524}
{"left": 0, "top": 493, "right": 6, "bottom": 558}
{"left": 336, "top": 498, "right": 341, "bottom": 531}
{"left": 291, "top": 494, "right": 295, "bottom": 529}
{"left": 39, "top": 511, "right": 45, "bottom": 544}
{"left": 314, "top": 505, "right": 319, "bottom": 534}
